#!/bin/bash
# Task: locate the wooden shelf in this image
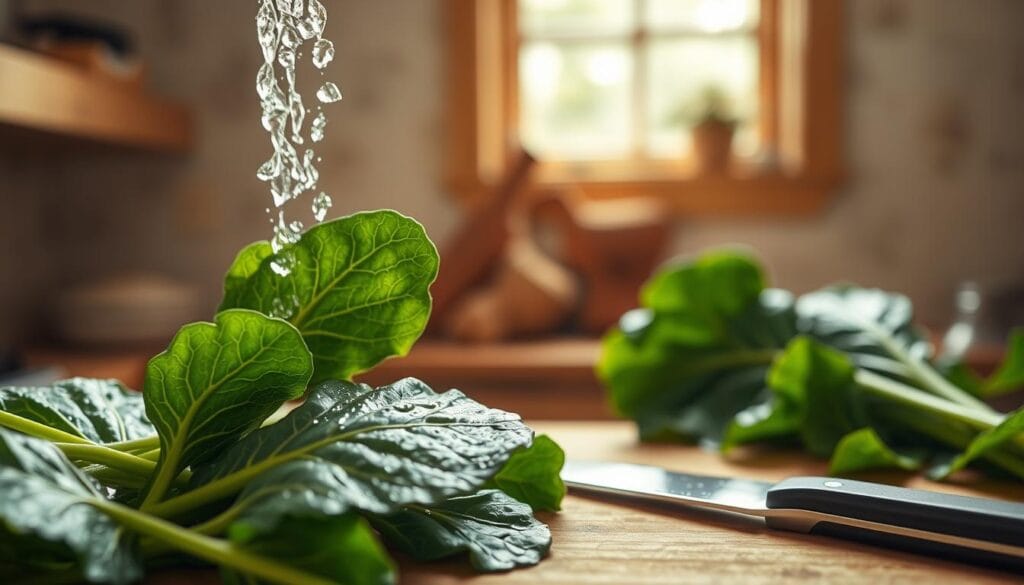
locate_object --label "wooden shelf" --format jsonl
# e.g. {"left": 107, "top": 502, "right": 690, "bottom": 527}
{"left": 361, "top": 338, "right": 601, "bottom": 385}
{"left": 0, "top": 44, "right": 193, "bottom": 152}
{"left": 22, "top": 338, "right": 1018, "bottom": 420}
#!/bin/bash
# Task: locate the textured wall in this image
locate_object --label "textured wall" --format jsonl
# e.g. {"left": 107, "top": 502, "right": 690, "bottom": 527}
{"left": 1, "top": 0, "right": 1022, "bottom": 346}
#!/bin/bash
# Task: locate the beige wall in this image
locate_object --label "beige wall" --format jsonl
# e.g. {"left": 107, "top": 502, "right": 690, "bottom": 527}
{"left": 1, "top": 0, "right": 1022, "bottom": 347}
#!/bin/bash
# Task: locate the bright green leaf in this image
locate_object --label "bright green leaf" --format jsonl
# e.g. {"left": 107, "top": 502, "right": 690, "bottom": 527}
{"left": 142, "top": 309, "right": 312, "bottom": 506}
{"left": 0, "top": 428, "right": 142, "bottom": 584}
{"left": 767, "top": 337, "right": 869, "bottom": 457}
{"left": 0, "top": 378, "right": 153, "bottom": 444}
{"left": 372, "top": 489, "right": 551, "bottom": 572}
{"left": 220, "top": 210, "right": 440, "bottom": 383}
{"left": 224, "top": 512, "right": 395, "bottom": 585}
{"left": 641, "top": 250, "right": 764, "bottom": 319}
{"left": 935, "top": 407, "right": 1024, "bottom": 479}
{"left": 984, "top": 329, "right": 1024, "bottom": 397}
{"left": 829, "top": 428, "right": 923, "bottom": 475}
{"left": 485, "top": 434, "right": 566, "bottom": 512}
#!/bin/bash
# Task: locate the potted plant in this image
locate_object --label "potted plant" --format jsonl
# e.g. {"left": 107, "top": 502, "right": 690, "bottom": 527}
{"left": 668, "top": 86, "right": 739, "bottom": 174}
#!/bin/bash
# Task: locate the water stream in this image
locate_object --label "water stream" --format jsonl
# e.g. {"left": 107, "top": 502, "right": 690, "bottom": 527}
{"left": 255, "top": 0, "right": 342, "bottom": 290}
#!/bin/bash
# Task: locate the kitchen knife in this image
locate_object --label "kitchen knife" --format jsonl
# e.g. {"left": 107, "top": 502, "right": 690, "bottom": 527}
{"left": 562, "top": 460, "right": 1024, "bottom": 569}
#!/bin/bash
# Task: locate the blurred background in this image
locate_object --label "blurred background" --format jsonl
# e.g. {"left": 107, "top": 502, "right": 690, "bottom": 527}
{"left": 0, "top": 0, "right": 1022, "bottom": 416}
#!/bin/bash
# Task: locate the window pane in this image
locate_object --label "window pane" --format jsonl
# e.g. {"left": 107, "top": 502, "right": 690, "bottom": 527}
{"left": 520, "top": 42, "right": 634, "bottom": 160}
{"left": 645, "top": 37, "right": 760, "bottom": 159}
{"left": 645, "top": 0, "right": 759, "bottom": 33}
{"left": 519, "top": 0, "right": 636, "bottom": 37}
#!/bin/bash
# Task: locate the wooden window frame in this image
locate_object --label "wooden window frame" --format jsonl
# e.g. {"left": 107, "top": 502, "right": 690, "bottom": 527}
{"left": 444, "top": 0, "right": 843, "bottom": 215}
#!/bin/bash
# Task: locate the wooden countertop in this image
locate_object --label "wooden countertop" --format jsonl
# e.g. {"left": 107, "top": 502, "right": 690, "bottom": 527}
{"left": 147, "top": 421, "right": 1022, "bottom": 585}
{"left": 399, "top": 421, "right": 1021, "bottom": 585}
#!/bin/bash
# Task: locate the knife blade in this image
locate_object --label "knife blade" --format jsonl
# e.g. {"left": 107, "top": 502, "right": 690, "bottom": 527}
{"left": 562, "top": 460, "right": 1024, "bottom": 569}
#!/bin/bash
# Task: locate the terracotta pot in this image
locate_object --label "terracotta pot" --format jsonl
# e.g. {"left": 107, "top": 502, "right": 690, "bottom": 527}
{"left": 692, "top": 118, "right": 736, "bottom": 174}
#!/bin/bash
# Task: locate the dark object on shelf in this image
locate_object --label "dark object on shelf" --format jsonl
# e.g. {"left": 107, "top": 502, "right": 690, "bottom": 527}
{"left": 19, "top": 14, "right": 135, "bottom": 57}
{"left": 429, "top": 151, "right": 537, "bottom": 329}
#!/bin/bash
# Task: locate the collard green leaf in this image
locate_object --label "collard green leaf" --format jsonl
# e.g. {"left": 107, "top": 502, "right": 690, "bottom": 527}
{"left": 220, "top": 210, "right": 440, "bottom": 383}
{"left": 0, "top": 378, "right": 153, "bottom": 444}
{"left": 143, "top": 309, "right": 312, "bottom": 501}
{"left": 189, "top": 378, "right": 532, "bottom": 514}
{"left": 829, "top": 428, "right": 923, "bottom": 475}
{"left": 223, "top": 513, "right": 395, "bottom": 585}
{"left": 934, "top": 407, "right": 1024, "bottom": 479}
{"left": 796, "top": 286, "right": 931, "bottom": 379}
{"left": 0, "top": 428, "right": 141, "bottom": 584}
{"left": 372, "top": 489, "right": 551, "bottom": 572}
{"left": 767, "top": 337, "right": 869, "bottom": 457}
{"left": 599, "top": 262, "right": 796, "bottom": 443}
{"left": 640, "top": 250, "right": 765, "bottom": 341}
{"left": 984, "top": 329, "right": 1024, "bottom": 397}
{"left": 485, "top": 434, "right": 566, "bottom": 512}
{"left": 723, "top": 395, "right": 801, "bottom": 451}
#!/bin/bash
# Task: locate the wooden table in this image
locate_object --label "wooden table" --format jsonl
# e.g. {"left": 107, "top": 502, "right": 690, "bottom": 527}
{"left": 399, "top": 421, "right": 1022, "bottom": 585}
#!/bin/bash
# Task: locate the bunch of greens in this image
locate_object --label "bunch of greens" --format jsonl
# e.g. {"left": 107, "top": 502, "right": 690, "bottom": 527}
{"left": 0, "top": 210, "right": 565, "bottom": 585}
{"left": 599, "top": 250, "right": 1024, "bottom": 481}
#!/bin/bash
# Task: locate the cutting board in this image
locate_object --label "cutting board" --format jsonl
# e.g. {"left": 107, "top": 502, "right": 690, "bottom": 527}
{"left": 144, "top": 421, "right": 1020, "bottom": 585}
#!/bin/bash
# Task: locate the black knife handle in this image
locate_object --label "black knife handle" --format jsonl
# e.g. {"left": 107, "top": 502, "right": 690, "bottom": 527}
{"left": 766, "top": 477, "right": 1024, "bottom": 570}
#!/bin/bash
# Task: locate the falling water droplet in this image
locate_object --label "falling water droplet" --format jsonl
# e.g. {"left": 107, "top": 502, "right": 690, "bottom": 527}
{"left": 308, "top": 0, "right": 328, "bottom": 37}
{"left": 312, "top": 192, "right": 332, "bottom": 222}
{"left": 297, "top": 18, "right": 317, "bottom": 40}
{"left": 271, "top": 250, "right": 297, "bottom": 277}
{"left": 310, "top": 111, "right": 327, "bottom": 142}
{"left": 289, "top": 91, "right": 306, "bottom": 142}
{"left": 277, "top": 0, "right": 303, "bottom": 17}
{"left": 281, "top": 23, "right": 301, "bottom": 49}
{"left": 316, "top": 82, "right": 343, "bottom": 103}
{"left": 257, "top": 0, "right": 279, "bottom": 63}
{"left": 257, "top": 153, "right": 282, "bottom": 181}
{"left": 277, "top": 47, "right": 296, "bottom": 70}
{"left": 312, "top": 38, "right": 334, "bottom": 69}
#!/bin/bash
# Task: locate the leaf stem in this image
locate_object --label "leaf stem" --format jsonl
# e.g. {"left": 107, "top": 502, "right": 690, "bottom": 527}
{"left": 81, "top": 464, "right": 148, "bottom": 489}
{"left": 106, "top": 435, "right": 161, "bottom": 453}
{"left": 855, "top": 370, "right": 1003, "bottom": 430}
{"left": 869, "top": 324, "right": 991, "bottom": 412}
{"left": 0, "top": 410, "right": 92, "bottom": 445}
{"left": 91, "top": 500, "right": 336, "bottom": 585}
{"left": 57, "top": 443, "right": 157, "bottom": 477}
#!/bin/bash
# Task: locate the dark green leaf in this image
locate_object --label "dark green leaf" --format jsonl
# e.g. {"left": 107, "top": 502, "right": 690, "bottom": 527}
{"left": 220, "top": 210, "right": 440, "bottom": 383}
{"left": 143, "top": 309, "right": 312, "bottom": 500}
{"left": 796, "top": 286, "right": 931, "bottom": 379}
{"left": 0, "top": 428, "right": 141, "bottom": 584}
{"left": 372, "top": 489, "right": 551, "bottom": 572}
{"left": 984, "top": 328, "right": 1024, "bottom": 397}
{"left": 944, "top": 362, "right": 984, "bottom": 397}
{"left": 829, "top": 428, "right": 923, "bottom": 475}
{"left": 190, "top": 378, "right": 532, "bottom": 514}
{"left": 722, "top": 395, "right": 801, "bottom": 451}
{"left": 0, "top": 378, "right": 153, "bottom": 444}
{"left": 485, "top": 434, "right": 566, "bottom": 512}
{"left": 934, "top": 407, "right": 1024, "bottom": 479}
{"left": 223, "top": 512, "right": 395, "bottom": 585}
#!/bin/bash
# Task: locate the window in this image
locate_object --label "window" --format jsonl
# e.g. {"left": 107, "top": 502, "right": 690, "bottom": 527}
{"left": 444, "top": 0, "right": 843, "bottom": 215}
{"left": 518, "top": 0, "right": 763, "bottom": 163}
